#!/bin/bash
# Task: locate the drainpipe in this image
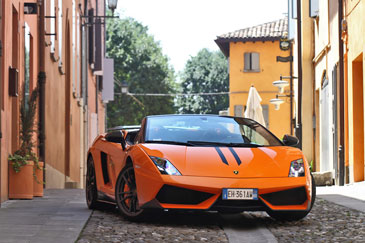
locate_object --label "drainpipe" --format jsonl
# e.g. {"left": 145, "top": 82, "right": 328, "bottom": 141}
{"left": 296, "top": 0, "right": 303, "bottom": 149}
{"left": 38, "top": 0, "right": 46, "bottom": 181}
{"left": 290, "top": 42, "right": 294, "bottom": 135}
{"left": 338, "top": 0, "right": 345, "bottom": 186}
{"left": 0, "top": 0, "right": 2, "bottom": 207}
{"left": 82, "top": 0, "right": 89, "bottom": 186}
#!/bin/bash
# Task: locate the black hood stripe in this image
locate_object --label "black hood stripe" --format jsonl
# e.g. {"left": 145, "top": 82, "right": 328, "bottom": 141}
{"left": 215, "top": 147, "right": 228, "bottom": 165}
{"left": 228, "top": 147, "right": 242, "bottom": 166}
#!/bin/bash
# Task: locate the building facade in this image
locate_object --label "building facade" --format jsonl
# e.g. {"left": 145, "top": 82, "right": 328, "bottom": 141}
{"left": 343, "top": 0, "right": 364, "bottom": 183}
{"left": 0, "top": 0, "right": 113, "bottom": 203}
{"left": 291, "top": 0, "right": 365, "bottom": 185}
{"left": 215, "top": 19, "right": 292, "bottom": 139}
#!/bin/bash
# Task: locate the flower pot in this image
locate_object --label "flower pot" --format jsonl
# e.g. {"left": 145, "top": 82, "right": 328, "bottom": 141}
{"left": 8, "top": 160, "right": 34, "bottom": 199}
{"left": 33, "top": 161, "right": 44, "bottom": 197}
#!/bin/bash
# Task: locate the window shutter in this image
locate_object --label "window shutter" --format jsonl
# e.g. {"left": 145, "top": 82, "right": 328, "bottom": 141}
{"left": 244, "top": 53, "right": 250, "bottom": 71}
{"left": 262, "top": 104, "right": 269, "bottom": 128}
{"left": 88, "top": 8, "right": 94, "bottom": 65}
{"left": 234, "top": 105, "right": 243, "bottom": 117}
{"left": 251, "top": 52, "right": 260, "bottom": 72}
{"left": 94, "top": 18, "right": 102, "bottom": 71}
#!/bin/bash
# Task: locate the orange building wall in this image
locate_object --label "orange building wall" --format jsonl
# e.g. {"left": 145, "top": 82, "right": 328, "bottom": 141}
{"left": 229, "top": 41, "right": 291, "bottom": 138}
{"left": 0, "top": 0, "right": 39, "bottom": 202}
{"left": 1, "top": 0, "right": 107, "bottom": 201}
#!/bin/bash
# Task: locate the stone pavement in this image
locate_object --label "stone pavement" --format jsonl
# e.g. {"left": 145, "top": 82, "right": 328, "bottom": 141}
{"left": 0, "top": 182, "right": 364, "bottom": 243}
{"left": 317, "top": 181, "right": 365, "bottom": 212}
{"left": 0, "top": 189, "right": 91, "bottom": 243}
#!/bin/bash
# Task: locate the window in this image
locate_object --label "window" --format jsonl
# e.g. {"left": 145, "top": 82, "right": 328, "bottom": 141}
{"left": 288, "top": 0, "right": 297, "bottom": 40}
{"left": 24, "top": 23, "right": 30, "bottom": 109}
{"left": 72, "top": 0, "right": 76, "bottom": 95}
{"left": 58, "top": 0, "right": 63, "bottom": 67}
{"left": 310, "top": 0, "right": 319, "bottom": 18}
{"left": 50, "top": 0, "right": 55, "bottom": 53}
{"left": 244, "top": 52, "right": 260, "bottom": 72}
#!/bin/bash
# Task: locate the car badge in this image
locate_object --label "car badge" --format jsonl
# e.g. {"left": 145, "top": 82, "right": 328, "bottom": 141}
{"left": 233, "top": 170, "right": 239, "bottom": 175}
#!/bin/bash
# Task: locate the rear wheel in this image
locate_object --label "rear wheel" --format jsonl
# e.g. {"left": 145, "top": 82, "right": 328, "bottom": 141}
{"left": 115, "top": 164, "right": 145, "bottom": 220}
{"left": 267, "top": 173, "right": 316, "bottom": 221}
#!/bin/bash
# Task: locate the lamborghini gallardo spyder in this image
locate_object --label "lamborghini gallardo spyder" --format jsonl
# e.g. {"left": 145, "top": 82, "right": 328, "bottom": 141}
{"left": 86, "top": 114, "right": 315, "bottom": 221}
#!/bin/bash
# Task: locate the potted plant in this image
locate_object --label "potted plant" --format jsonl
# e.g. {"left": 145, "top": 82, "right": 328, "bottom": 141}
{"left": 8, "top": 86, "right": 44, "bottom": 199}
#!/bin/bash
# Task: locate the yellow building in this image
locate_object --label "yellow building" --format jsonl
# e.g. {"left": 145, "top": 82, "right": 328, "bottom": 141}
{"left": 344, "top": 0, "right": 365, "bottom": 183}
{"left": 297, "top": 0, "right": 365, "bottom": 185}
{"left": 215, "top": 19, "right": 292, "bottom": 139}
{"left": 310, "top": 0, "right": 340, "bottom": 181}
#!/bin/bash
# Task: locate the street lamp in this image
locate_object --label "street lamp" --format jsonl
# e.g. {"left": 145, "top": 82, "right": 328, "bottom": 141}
{"left": 107, "top": 0, "right": 119, "bottom": 14}
{"left": 270, "top": 75, "right": 296, "bottom": 135}
{"left": 121, "top": 81, "right": 129, "bottom": 94}
{"left": 270, "top": 75, "right": 293, "bottom": 110}
{"left": 273, "top": 79, "right": 289, "bottom": 94}
{"left": 270, "top": 98, "right": 285, "bottom": 110}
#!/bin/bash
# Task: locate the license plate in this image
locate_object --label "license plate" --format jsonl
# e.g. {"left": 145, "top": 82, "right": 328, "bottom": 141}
{"left": 222, "top": 188, "right": 258, "bottom": 200}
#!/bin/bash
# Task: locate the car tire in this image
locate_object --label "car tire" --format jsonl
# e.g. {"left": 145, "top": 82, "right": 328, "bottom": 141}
{"left": 115, "top": 163, "right": 145, "bottom": 221}
{"left": 267, "top": 173, "right": 316, "bottom": 221}
{"left": 86, "top": 156, "right": 103, "bottom": 209}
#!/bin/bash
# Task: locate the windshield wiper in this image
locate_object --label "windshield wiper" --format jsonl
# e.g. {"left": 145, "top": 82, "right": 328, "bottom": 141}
{"left": 144, "top": 140, "right": 195, "bottom": 146}
{"left": 227, "top": 143, "right": 262, "bottom": 148}
{"left": 187, "top": 141, "right": 263, "bottom": 147}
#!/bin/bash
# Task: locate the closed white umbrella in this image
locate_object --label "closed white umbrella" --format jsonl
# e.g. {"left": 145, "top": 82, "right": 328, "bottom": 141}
{"left": 244, "top": 86, "right": 266, "bottom": 127}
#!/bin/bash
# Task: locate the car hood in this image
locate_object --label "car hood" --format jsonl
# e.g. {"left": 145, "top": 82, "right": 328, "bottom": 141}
{"left": 140, "top": 144, "right": 304, "bottom": 178}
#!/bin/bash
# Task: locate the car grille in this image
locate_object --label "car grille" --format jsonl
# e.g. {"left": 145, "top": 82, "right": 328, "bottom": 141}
{"left": 156, "top": 185, "right": 214, "bottom": 205}
{"left": 210, "top": 196, "right": 266, "bottom": 211}
{"left": 260, "top": 186, "right": 308, "bottom": 206}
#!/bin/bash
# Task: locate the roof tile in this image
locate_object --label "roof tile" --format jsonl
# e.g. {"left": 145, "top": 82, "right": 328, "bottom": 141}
{"left": 216, "top": 18, "right": 288, "bottom": 41}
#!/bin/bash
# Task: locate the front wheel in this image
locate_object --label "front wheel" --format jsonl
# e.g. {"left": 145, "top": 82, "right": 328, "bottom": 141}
{"left": 267, "top": 173, "right": 316, "bottom": 221}
{"left": 85, "top": 157, "right": 101, "bottom": 209}
{"left": 115, "top": 164, "right": 145, "bottom": 220}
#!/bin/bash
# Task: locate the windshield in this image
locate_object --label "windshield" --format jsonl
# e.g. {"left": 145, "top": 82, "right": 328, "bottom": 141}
{"left": 145, "top": 115, "right": 282, "bottom": 147}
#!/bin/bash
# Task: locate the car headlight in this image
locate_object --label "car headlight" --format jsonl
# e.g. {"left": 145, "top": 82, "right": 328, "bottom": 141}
{"left": 150, "top": 156, "right": 181, "bottom": 176}
{"left": 289, "top": 158, "right": 305, "bottom": 177}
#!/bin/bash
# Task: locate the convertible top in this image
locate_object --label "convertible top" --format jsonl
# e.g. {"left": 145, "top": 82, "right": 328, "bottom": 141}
{"left": 107, "top": 125, "right": 141, "bottom": 132}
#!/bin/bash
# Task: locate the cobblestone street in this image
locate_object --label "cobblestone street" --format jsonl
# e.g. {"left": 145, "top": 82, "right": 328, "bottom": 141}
{"left": 77, "top": 197, "right": 365, "bottom": 243}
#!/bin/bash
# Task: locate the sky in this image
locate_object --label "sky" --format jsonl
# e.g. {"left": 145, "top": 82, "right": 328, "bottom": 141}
{"left": 116, "top": 0, "right": 288, "bottom": 73}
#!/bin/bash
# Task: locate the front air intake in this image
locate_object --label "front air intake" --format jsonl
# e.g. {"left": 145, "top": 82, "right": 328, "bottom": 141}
{"left": 261, "top": 186, "right": 308, "bottom": 206}
{"left": 156, "top": 185, "right": 213, "bottom": 205}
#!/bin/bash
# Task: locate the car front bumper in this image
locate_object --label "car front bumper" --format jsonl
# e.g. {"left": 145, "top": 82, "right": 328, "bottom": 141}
{"left": 136, "top": 174, "right": 312, "bottom": 212}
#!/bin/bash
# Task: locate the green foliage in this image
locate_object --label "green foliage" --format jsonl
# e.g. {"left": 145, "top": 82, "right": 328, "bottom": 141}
{"left": 8, "top": 87, "right": 40, "bottom": 174}
{"left": 177, "top": 49, "right": 229, "bottom": 114}
{"left": 106, "top": 17, "right": 176, "bottom": 127}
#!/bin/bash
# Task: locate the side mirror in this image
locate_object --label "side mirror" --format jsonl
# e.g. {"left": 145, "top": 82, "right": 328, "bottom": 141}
{"left": 282, "top": 134, "right": 299, "bottom": 147}
{"left": 105, "top": 130, "right": 126, "bottom": 150}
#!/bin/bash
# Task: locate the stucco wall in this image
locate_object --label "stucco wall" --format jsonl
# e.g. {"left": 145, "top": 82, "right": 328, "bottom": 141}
{"left": 229, "top": 41, "right": 291, "bottom": 139}
{"left": 0, "top": 0, "right": 39, "bottom": 201}
{"left": 313, "top": 0, "right": 340, "bottom": 175}
{"left": 346, "top": 0, "right": 365, "bottom": 183}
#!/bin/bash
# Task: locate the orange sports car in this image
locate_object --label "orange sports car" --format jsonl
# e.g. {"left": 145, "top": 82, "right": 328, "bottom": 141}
{"left": 86, "top": 114, "right": 315, "bottom": 221}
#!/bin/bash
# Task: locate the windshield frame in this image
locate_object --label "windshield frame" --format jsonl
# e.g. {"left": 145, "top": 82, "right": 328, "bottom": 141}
{"left": 143, "top": 115, "right": 284, "bottom": 147}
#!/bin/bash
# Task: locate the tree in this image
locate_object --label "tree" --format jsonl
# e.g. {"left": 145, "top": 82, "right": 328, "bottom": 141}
{"left": 106, "top": 17, "right": 176, "bottom": 127}
{"left": 177, "top": 49, "right": 229, "bottom": 114}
